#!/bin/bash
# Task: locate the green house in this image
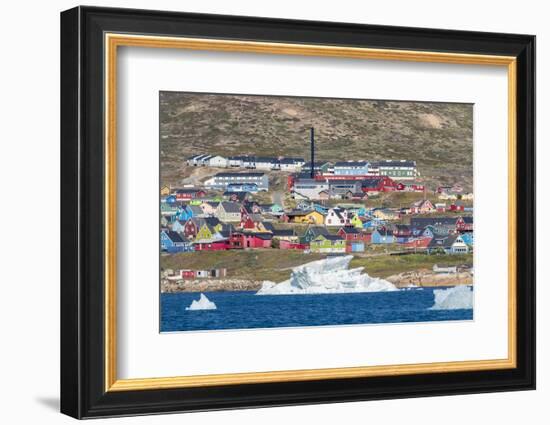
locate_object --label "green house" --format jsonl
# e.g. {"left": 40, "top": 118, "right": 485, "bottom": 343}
{"left": 195, "top": 223, "right": 215, "bottom": 241}
{"left": 309, "top": 234, "right": 346, "bottom": 253}
{"left": 350, "top": 214, "right": 364, "bottom": 229}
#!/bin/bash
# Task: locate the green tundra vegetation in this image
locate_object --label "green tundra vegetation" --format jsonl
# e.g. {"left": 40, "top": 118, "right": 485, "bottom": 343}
{"left": 160, "top": 250, "right": 473, "bottom": 283}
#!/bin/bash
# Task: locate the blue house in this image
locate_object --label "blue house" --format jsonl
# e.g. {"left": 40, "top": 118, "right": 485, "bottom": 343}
{"left": 160, "top": 230, "right": 194, "bottom": 253}
{"left": 460, "top": 232, "right": 474, "bottom": 247}
{"left": 174, "top": 205, "right": 200, "bottom": 222}
{"left": 164, "top": 195, "right": 177, "bottom": 204}
{"left": 362, "top": 218, "right": 386, "bottom": 229}
{"left": 371, "top": 229, "right": 396, "bottom": 244}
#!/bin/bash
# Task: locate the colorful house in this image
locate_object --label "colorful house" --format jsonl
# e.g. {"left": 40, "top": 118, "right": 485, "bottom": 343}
{"left": 393, "top": 224, "right": 413, "bottom": 243}
{"left": 215, "top": 201, "right": 242, "bottom": 222}
{"left": 310, "top": 234, "right": 346, "bottom": 254}
{"left": 283, "top": 210, "right": 325, "bottom": 225}
{"left": 403, "top": 237, "right": 432, "bottom": 250}
{"left": 456, "top": 216, "right": 474, "bottom": 232}
{"left": 195, "top": 223, "right": 217, "bottom": 241}
{"left": 174, "top": 188, "right": 206, "bottom": 201}
{"left": 337, "top": 226, "right": 364, "bottom": 242}
{"left": 460, "top": 232, "right": 474, "bottom": 247}
{"left": 200, "top": 201, "right": 220, "bottom": 216}
{"left": 371, "top": 208, "right": 400, "bottom": 221}
{"left": 346, "top": 241, "right": 365, "bottom": 253}
{"left": 410, "top": 199, "right": 435, "bottom": 214}
{"left": 449, "top": 201, "right": 465, "bottom": 212}
{"left": 324, "top": 208, "right": 349, "bottom": 227}
{"left": 160, "top": 202, "right": 180, "bottom": 216}
{"left": 301, "top": 225, "right": 330, "bottom": 244}
{"left": 349, "top": 214, "right": 364, "bottom": 228}
{"left": 427, "top": 234, "right": 469, "bottom": 254}
{"left": 193, "top": 239, "right": 230, "bottom": 251}
{"left": 160, "top": 230, "right": 194, "bottom": 253}
{"left": 371, "top": 229, "right": 396, "bottom": 244}
{"left": 279, "top": 240, "right": 308, "bottom": 250}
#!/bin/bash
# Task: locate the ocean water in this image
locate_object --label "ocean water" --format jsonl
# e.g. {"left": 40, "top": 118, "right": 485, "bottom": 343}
{"left": 160, "top": 288, "right": 473, "bottom": 332}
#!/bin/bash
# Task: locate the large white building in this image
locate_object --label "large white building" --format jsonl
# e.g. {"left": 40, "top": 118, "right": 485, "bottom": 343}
{"left": 292, "top": 179, "right": 329, "bottom": 200}
{"left": 204, "top": 172, "right": 269, "bottom": 191}
{"left": 374, "top": 160, "right": 417, "bottom": 180}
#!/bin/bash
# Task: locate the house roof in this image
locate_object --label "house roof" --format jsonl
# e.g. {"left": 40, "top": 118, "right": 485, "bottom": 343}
{"left": 219, "top": 201, "right": 242, "bottom": 213}
{"left": 285, "top": 209, "right": 319, "bottom": 217}
{"left": 375, "top": 229, "right": 394, "bottom": 237}
{"left": 373, "top": 160, "right": 416, "bottom": 168}
{"left": 215, "top": 172, "right": 265, "bottom": 178}
{"left": 255, "top": 156, "right": 279, "bottom": 163}
{"left": 223, "top": 191, "right": 249, "bottom": 201}
{"left": 410, "top": 217, "right": 458, "bottom": 227}
{"left": 280, "top": 157, "right": 304, "bottom": 164}
{"left": 188, "top": 205, "right": 204, "bottom": 215}
{"left": 163, "top": 230, "right": 185, "bottom": 243}
{"left": 315, "top": 234, "right": 344, "bottom": 241}
{"left": 272, "top": 229, "right": 295, "bottom": 237}
{"left": 243, "top": 232, "right": 273, "bottom": 240}
{"left": 261, "top": 222, "right": 276, "bottom": 232}
{"left": 175, "top": 188, "right": 203, "bottom": 194}
{"left": 361, "top": 178, "right": 385, "bottom": 188}
{"left": 339, "top": 226, "right": 360, "bottom": 234}
{"left": 428, "top": 234, "right": 459, "bottom": 249}
{"left": 460, "top": 216, "right": 474, "bottom": 224}
{"left": 334, "top": 161, "right": 369, "bottom": 167}
{"left": 203, "top": 217, "right": 221, "bottom": 227}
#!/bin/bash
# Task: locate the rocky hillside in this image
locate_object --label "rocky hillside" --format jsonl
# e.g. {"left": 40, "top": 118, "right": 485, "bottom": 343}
{"left": 160, "top": 91, "right": 473, "bottom": 189}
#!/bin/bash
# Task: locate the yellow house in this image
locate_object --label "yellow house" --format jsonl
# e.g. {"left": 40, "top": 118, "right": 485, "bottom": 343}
{"left": 285, "top": 210, "right": 325, "bottom": 225}
{"left": 160, "top": 185, "right": 171, "bottom": 196}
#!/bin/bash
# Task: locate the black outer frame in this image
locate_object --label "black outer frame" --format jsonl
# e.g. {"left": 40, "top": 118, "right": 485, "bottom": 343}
{"left": 60, "top": 6, "right": 535, "bottom": 419}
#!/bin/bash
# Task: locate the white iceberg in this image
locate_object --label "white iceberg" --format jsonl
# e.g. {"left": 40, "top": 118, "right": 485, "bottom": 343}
{"left": 185, "top": 293, "right": 217, "bottom": 311}
{"left": 430, "top": 285, "right": 473, "bottom": 310}
{"left": 256, "top": 255, "right": 397, "bottom": 295}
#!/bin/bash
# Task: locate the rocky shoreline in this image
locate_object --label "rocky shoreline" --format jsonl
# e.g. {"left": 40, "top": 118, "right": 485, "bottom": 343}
{"left": 161, "top": 278, "right": 262, "bottom": 293}
{"left": 386, "top": 269, "right": 473, "bottom": 288}
{"left": 161, "top": 269, "right": 472, "bottom": 293}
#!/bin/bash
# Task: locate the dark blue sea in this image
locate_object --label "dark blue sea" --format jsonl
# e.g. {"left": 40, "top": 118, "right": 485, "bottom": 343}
{"left": 160, "top": 289, "right": 473, "bottom": 332}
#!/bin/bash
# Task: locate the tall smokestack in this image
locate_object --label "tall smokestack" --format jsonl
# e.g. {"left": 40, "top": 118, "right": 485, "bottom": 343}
{"left": 310, "top": 127, "right": 315, "bottom": 178}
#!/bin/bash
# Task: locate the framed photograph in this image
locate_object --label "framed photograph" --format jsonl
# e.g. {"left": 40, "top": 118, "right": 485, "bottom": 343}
{"left": 60, "top": 6, "right": 535, "bottom": 419}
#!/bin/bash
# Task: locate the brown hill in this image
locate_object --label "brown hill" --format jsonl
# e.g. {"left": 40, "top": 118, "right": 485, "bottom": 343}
{"left": 160, "top": 92, "right": 473, "bottom": 189}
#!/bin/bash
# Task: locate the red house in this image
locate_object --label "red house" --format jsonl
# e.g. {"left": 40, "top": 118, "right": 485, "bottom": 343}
{"left": 183, "top": 218, "right": 201, "bottom": 239}
{"left": 228, "top": 232, "right": 272, "bottom": 249}
{"left": 449, "top": 201, "right": 465, "bottom": 212}
{"left": 360, "top": 176, "right": 397, "bottom": 193}
{"left": 279, "top": 240, "right": 308, "bottom": 250}
{"left": 337, "top": 226, "right": 362, "bottom": 241}
{"left": 242, "top": 233, "right": 272, "bottom": 248}
{"left": 193, "top": 240, "right": 229, "bottom": 251}
{"left": 456, "top": 216, "right": 473, "bottom": 232}
{"left": 179, "top": 269, "right": 195, "bottom": 279}
{"left": 175, "top": 188, "right": 206, "bottom": 200}
{"left": 403, "top": 237, "right": 432, "bottom": 249}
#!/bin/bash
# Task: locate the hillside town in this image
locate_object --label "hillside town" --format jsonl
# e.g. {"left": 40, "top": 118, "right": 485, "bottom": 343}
{"left": 160, "top": 129, "right": 474, "bottom": 283}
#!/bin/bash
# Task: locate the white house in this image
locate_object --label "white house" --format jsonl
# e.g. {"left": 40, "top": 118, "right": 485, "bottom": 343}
{"left": 208, "top": 155, "right": 228, "bottom": 168}
{"left": 324, "top": 208, "right": 349, "bottom": 227}
{"left": 279, "top": 158, "right": 305, "bottom": 172}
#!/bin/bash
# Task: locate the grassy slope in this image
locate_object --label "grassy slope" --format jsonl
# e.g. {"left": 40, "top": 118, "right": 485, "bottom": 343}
{"left": 160, "top": 92, "right": 473, "bottom": 190}
{"left": 161, "top": 250, "right": 473, "bottom": 282}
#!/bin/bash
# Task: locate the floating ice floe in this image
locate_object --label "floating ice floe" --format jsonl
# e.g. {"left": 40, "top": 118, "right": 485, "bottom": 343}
{"left": 185, "top": 293, "right": 217, "bottom": 311}
{"left": 430, "top": 285, "right": 473, "bottom": 310}
{"left": 256, "top": 255, "right": 397, "bottom": 295}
